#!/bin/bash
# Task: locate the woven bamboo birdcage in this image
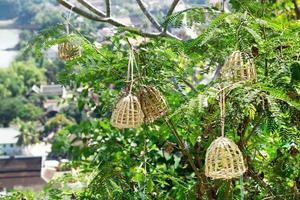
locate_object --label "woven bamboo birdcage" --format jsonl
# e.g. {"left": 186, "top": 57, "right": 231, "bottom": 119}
{"left": 111, "top": 94, "right": 144, "bottom": 129}
{"left": 58, "top": 41, "right": 81, "bottom": 61}
{"left": 205, "top": 136, "right": 246, "bottom": 179}
{"left": 139, "top": 86, "right": 168, "bottom": 123}
{"left": 111, "top": 49, "right": 144, "bottom": 129}
{"left": 220, "top": 51, "right": 256, "bottom": 83}
{"left": 243, "top": 59, "right": 256, "bottom": 81}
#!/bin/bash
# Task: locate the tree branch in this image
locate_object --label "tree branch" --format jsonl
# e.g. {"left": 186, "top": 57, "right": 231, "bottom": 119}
{"left": 164, "top": 0, "right": 180, "bottom": 32}
{"left": 247, "top": 160, "right": 275, "bottom": 197}
{"left": 236, "top": 116, "right": 276, "bottom": 197}
{"left": 77, "top": 0, "right": 106, "bottom": 17}
{"left": 292, "top": 0, "right": 300, "bottom": 19}
{"left": 59, "top": 0, "right": 107, "bottom": 21}
{"left": 165, "top": 119, "right": 201, "bottom": 180}
{"left": 244, "top": 113, "right": 264, "bottom": 143}
{"left": 182, "top": 78, "right": 197, "bottom": 93}
{"left": 136, "top": 0, "right": 163, "bottom": 32}
{"left": 166, "top": 0, "right": 180, "bottom": 17}
{"left": 105, "top": 0, "right": 111, "bottom": 17}
{"left": 58, "top": 0, "right": 181, "bottom": 40}
{"left": 165, "top": 118, "right": 206, "bottom": 200}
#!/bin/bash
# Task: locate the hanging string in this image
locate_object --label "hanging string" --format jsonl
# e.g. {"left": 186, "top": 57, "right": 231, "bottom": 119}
{"left": 132, "top": 49, "right": 142, "bottom": 84}
{"left": 126, "top": 39, "right": 142, "bottom": 87}
{"left": 127, "top": 51, "right": 132, "bottom": 82}
{"left": 240, "top": 175, "right": 245, "bottom": 200}
{"left": 127, "top": 48, "right": 134, "bottom": 94}
{"left": 142, "top": 135, "right": 147, "bottom": 200}
{"left": 65, "top": 6, "right": 74, "bottom": 34}
{"left": 219, "top": 88, "right": 225, "bottom": 137}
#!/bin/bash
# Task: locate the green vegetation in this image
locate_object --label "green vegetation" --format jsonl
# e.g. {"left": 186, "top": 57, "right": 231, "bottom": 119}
{"left": 1, "top": 0, "right": 300, "bottom": 199}
{"left": 0, "top": 0, "right": 61, "bottom": 29}
{"left": 16, "top": 119, "right": 41, "bottom": 146}
{"left": 0, "top": 61, "right": 45, "bottom": 127}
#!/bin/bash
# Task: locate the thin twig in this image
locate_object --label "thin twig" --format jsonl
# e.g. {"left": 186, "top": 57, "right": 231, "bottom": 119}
{"left": 234, "top": 112, "right": 276, "bottom": 197}
{"left": 136, "top": 0, "right": 163, "bottom": 32}
{"left": 182, "top": 79, "right": 197, "bottom": 92}
{"left": 59, "top": 0, "right": 108, "bottom": 21}
{"left": 165, "top": 118, "right": 205, "bottom": 200}
{"left": 244, "top": 113, "right": 264, "bottom": 143}
{"left": 165, "top": 119, "right": 201, "bottom": 181}
{"left": 247, "top": 166, "right": 275, "bottom": 197}
{"left": 105, "top": 0, "right": 111, "bottom": 17}
{"left": 77, "top": 0, "right": 106, "bottom": 17}
{"left": 292, "top": 0, "right": 300, "bottom": 19}
{"left": 163, "top": 0, "right": 180, "bottom": 32}
{"left": 166, "top": 0, "right": 180, "bottom": 17}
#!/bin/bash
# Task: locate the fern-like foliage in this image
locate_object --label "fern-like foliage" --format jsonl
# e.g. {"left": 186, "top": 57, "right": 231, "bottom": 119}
{"left": 260, "top": 85, "right": 300, "bottom": 111}
{"left": 81, "top": 164, "right": 133, "bottom": 200}
{"left": 185, "top": 12, "right": 232, "bottom": 50}
{"left": 162, "top": 7, "right": 219, "bottom": 29}
{"left": 27, "top": 24, "right": 65, "bottom": 56}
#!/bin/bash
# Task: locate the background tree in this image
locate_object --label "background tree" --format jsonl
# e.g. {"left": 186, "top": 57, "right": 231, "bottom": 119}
{"left": 16, "top": 119, "right": 41, "bottom": 146}
{"left": 0, "top": 97, "right": 43, "bottom": 127}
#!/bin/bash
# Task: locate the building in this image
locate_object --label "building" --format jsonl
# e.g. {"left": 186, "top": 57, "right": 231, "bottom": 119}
{"left": 0, "top": 128, "right": 53, "bottom": 193}
{"left": 40, "top": 84, "right": 67, "bottom": 98}
{"left": 27, "top": 84, "right": 68, "bottom": 98}
{"left": 0, "top": 156, "right": 46, "bottom": 190}
{"left": 43, "top": 99, "right": 61, "bottom": 113}
{"left": 0, "top": 128, "right": 22, "bottom": 156}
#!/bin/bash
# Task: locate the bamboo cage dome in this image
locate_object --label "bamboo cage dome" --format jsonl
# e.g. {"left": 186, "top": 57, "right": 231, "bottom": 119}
{"left": 58, "top": 40, "right": 81, "bottom": 61}
{"left": 139, "top": 86, "right": 168, "bottom": 123}
{"left": 220, "top": 51, "right": 256, "bottom": 82}
{"left": 111, "top": 93, "right": 144, "bottom": 129}
{"left": 111, "top": 48, "right": 145, "bottom": 129}
{"left": 205, "top": 137, "right": 246, "bottom": 179}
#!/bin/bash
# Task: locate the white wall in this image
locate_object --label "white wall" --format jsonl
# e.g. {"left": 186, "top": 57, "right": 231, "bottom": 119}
{"left": 0, "top": 143, "right": 22, "bottom": 156}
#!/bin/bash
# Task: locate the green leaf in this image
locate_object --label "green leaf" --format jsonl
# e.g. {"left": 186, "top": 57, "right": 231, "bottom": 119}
{"left": 260, "top": 85, "right": 300, "bottom": 111}
{"left": 186, "top": 13, "right": 231, "bottom": 50}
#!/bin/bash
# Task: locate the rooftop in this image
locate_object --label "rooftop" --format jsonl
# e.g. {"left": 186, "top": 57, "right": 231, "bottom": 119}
{"left": 0, "top": 128, "right": 20, "bottom": 144}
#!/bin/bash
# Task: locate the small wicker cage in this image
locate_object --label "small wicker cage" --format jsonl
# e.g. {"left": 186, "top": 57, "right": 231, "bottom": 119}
{"left": 58, "top": 41, "right": 81, "bottom": 61}
{"left": 111, "top": 94, "right": 144, "bottom": 129}
{"left": 205, "top": 137, "right": 246, "bottom": 179}
{"left": 220, "top": 51, "right": 256, "bottom": 82}
{"left": 139, "top": 86, "right": 168, "bottom": 123}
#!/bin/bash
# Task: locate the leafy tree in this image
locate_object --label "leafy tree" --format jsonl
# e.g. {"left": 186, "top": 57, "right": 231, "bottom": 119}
{"left": 44, "top": 113, "right": 73, "bottom": 134}
{"left": 0, "top": 97, "right": 43, "bottom": 127}
{"left": 16, "top": 0, "right": 300, "bottom": 199}
{"left": 0, "top": 60, "right": 46, "bottom": 127}
{"left": 0, "top": 70, "right": 24, "bottom": 98}
{"left": 16, "top": 0, "right": 62, "bottom": 29}
{"left": 0, "top": 191, "right": 34, "bottom": 200}
{"left": 16, "top": 119, "right": 41, "bottom": 146}
{"left": 0, "top": 60, "right": 46, "bottom": 98}
{"left": 10, "top": 60, "right": 46, "bottom": 88}
{"left": 50, "top": 129, "right": 72, "bottom": 158}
